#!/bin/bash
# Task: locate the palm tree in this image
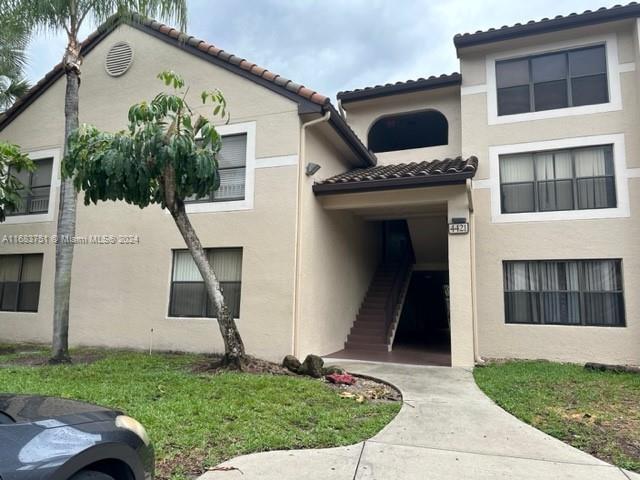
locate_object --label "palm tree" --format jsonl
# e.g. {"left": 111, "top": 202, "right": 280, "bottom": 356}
{"left": 0, "top": 14, "right": 29, "bottom": 76}
{"left": 0, "top": 14, "right": 31, "bottom": 112}
{"left": 0, "top": 75, "right": 30, "bottom": 111}
{"left": 1, "top": 1, "right": 188, "bottom": 363}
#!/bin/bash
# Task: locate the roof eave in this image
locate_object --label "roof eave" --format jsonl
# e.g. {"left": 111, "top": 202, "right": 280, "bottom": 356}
{"left": 0, "top": 14, "right": 328, "bottom": 133}
{"left": 454, "top": 4, "right": 640, "bottom": 55}
{"left": 313, "top": 171, "right": 473, "bottom": 196}
{"left": 337, "top": 74, "right": 461, "bottom": 105}
{"left": 325, "top": 105, "right": 377, "bottom": 167}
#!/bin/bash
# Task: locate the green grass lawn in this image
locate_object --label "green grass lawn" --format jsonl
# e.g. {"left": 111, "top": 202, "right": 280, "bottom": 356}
{"left": 474, "top": 360, "right": 640, "bottom": 473}
{"left": 0, "top": 346, "right": 400, "bottom": 479}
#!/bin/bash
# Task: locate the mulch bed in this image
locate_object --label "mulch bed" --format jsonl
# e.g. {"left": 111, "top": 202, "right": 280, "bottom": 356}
{"left": 191, "top": 356, "right": 402, "bottom": 403}
{"left": 325, "top": 375, "right": 402, "bottom": 403}
{"left": 191, "top": 355, "right": 294, "bottom": 376}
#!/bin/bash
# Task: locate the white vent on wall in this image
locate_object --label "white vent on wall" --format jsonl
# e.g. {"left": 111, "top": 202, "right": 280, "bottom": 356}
{"left": 105, "top": 41, "right": 133, "bottom": 77}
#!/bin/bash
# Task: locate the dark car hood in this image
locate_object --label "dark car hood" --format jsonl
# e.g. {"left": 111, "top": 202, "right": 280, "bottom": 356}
{"left": 0, "top": 395, "right": 119, "bottom": 426}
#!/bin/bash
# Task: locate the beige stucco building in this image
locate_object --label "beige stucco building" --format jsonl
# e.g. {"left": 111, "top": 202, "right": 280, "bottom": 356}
{"left": 1, "top": 6, "right": 638, "bottom": 367}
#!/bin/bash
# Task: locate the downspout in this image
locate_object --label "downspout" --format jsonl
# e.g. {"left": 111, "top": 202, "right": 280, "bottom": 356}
{"left": 292, "top": 110, "right": 331, "bottom": 357}
{"left": 337, "top": 99, "right": 347, "bottom": 120}
{"left": 467, "top": 179, "right": 483, "bottom": 365}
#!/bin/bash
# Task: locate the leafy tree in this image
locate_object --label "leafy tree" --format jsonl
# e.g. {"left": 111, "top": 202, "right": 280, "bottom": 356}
{"left": 1, "top": 1, "right": 188, "bottom": 363}
{"left": 0, "top": 142, "right": 34, "bottom": 222}
{"left": 0, "top": 15, "right": 32, "bottom": 213}
{"left": 64, "top": 71, "right": 246, "bottom": 367}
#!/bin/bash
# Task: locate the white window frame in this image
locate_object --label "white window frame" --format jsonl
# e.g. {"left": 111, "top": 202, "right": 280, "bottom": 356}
{"left": 486, "top": 34, "right": 624, "bottom": 125}
{"left": 2, "top": 148, "right": 61, "bottom": 224}
{"left": 487, "top": 134, "right": 631, "bottom": 223}
{"left": 183, "top": 121, "right": 256, "bottom": 214}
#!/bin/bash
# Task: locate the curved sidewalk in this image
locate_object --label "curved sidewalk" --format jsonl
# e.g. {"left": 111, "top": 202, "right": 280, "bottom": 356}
{"left": 200, "top": 361, "right": 638, "bottom": 480}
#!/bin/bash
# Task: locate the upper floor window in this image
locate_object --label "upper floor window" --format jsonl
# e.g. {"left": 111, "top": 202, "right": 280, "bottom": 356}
{"left": 186, "top": 133, "right": 247, "bottom": 204}
{"left": 7, "top": 158, "right": 53, "bottom": 216}
{"left": 0, "top": 254, "right": 43, "bottom": 312}
{"left": 496, "top": 45, "right": 608, "bottom": 116}
{"left": 169, "top": 248, "right": 242, "bottom": 318}
{"left": 500, "top": 145, "right": 616, "bottom": 214}
{"left": 368, "top": 110, "right": 448, "bottom": 153}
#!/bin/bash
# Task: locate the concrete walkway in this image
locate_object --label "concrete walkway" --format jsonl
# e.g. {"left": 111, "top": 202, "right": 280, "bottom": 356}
{"left": 200, "top": 361, "right": 638, "bottom": 480}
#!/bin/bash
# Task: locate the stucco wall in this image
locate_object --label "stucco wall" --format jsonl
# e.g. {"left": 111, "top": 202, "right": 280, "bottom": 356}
{"left": 341, "top": 86, "right": 462, "bottom": 164}
{"left": 461, "top": 21, "right": 640, "bottom": 365}
{"left": 0, "top": 24, "right": 301, "bottom": 361}
{"left": 295, "top": 125, "right": 381, "bottom": 357}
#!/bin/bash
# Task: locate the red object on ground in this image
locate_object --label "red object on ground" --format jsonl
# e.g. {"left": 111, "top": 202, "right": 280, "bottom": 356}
{"left": 326, "top": 373, "right": 356, "bottom": 385}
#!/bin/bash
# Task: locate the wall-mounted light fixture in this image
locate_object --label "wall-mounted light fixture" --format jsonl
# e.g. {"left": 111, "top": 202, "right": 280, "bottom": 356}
{"left": 305, "top": 162, "right": 321, "bottom": 176}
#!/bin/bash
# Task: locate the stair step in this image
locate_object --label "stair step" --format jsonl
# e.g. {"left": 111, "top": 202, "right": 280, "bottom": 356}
{"left": 360, "top": 306, "right": 386, "bottom": 313}
{"left": 347, "top": 333, "right": 387, "bottom": 344}
{"left": 362, "top": 300, "right": 387, "bottom": 308}
{"left": 351, "top": 326, "right": 387, "bottom": 337}
{"left": 357, "top": 312, "right": 386, "bottom": 321}
{"left": 344, "top": 342, "right": 389, "bottom": 352}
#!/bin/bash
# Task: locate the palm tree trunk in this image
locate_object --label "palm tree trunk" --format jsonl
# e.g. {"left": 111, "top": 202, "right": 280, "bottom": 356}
{"left": 50, "top": 65, "right": 80, "bottom": 364}
{"left": 170, "top": 198, "right": 246, "bottom": 368}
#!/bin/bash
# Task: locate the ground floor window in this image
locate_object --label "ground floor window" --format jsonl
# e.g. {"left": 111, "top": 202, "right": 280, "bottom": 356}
{"left": 169, "top": 248, "right": 242, "bottom": 318}
{"left": 503, "top": 259, "right": 624, "bottom": 326}
{"left": 0, "top": 254, "right": 43, "bottom": 312}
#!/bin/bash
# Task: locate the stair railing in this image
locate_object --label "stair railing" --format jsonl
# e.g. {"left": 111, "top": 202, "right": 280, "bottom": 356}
{"left": 383, "top": 253, "right": 412, "bottom": 340}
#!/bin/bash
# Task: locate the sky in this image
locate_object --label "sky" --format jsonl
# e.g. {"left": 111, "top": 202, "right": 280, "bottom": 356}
{"left": 24, "top": 0, "right": 623, "bottom": 101}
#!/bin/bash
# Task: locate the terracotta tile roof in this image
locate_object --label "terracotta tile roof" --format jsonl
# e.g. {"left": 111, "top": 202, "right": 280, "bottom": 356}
{"left": 0, "top": 14, "right": 330, "bottom": 132}
{"left": 337, "top": 73, "right": 461, "bottom": 104}
{"left": 454, "top": 2, "right": 640, "bottom": 51}
{"left": 313, "top": 156, "right": 477, "bottom": 194}
{"left": 141, "top": 17, "right": 329, "bottom": 106}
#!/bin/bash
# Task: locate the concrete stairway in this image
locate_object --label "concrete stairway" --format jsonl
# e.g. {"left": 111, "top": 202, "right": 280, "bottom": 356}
{"left": 344, "top": 264, "right": 409, "bottom": 352}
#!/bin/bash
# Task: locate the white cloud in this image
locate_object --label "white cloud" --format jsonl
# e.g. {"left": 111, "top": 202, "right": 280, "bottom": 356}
{"left": 23, "top": 0, "right": 624, "bottom": 99}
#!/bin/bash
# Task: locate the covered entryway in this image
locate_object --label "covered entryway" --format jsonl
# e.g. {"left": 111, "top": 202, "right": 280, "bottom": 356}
{"left": 393, "top": 270, "right": 451, "bottom": 366}
{"left": 315, "top": 157, "right": 477, "bottom": 367}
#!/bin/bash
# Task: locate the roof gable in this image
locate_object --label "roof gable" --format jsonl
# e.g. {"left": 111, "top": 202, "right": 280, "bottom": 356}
{"left": 0, "top": 14, "right": 328, "bottom": 131}
{"left": 0, "top": 14, "right": 376, "bottom": 167}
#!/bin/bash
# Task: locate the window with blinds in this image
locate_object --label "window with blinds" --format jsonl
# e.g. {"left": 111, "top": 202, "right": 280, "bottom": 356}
{"left": 503, "top": 259, "right": 625, "bottom": 326}
{"left": 169, "top": 248, "right": 242, "bottom": 318}
{"left": 0, "top": 254, "right": 43, "bottom": 312}
{"left": 500, "top": 145, "right": 616, "bottom": 214}
{"left": 7, "top": 158, "right": 53, "bottom": 216}
{"left": 186, "top": 133, "right": 247, "bottom": 204}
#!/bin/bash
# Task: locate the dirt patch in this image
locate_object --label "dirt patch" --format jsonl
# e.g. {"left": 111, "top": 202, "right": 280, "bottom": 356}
{"left": 1, "top": 351, "right": 105, "bottom": 367}
{"left": 191, "top": 355, "right": 294, "bottom": 376}
{"left": 325, "top": 375, "right": 401, "bottom": 403}
{"left": 156, "top": 448, "right": 208, "bottom": 480}
{"left": 0, "top": 346, "right": 17, "bottom": 355}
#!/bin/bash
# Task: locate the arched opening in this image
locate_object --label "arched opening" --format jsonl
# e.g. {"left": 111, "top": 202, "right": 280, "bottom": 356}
{"left": 368, "top": 110, "right": 448, "bottom": 153}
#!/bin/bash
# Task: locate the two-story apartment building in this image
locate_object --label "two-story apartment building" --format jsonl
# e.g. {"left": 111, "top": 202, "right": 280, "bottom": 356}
{"left": 1, "top": 4, "right": 638, "bottom": 367}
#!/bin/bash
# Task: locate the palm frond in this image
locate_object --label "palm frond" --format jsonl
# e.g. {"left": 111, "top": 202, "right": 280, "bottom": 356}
{"left": 0, "top": 13, "right": 30, "bottom": 75}
{"left": 0, "top": 74, "right": 31, "bottom": 112}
